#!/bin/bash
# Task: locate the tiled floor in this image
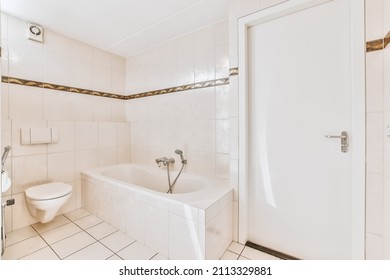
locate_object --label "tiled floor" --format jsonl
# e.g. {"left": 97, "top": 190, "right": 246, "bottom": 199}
{"left": 2, "top": 208, "right": 280, "bottom": 260}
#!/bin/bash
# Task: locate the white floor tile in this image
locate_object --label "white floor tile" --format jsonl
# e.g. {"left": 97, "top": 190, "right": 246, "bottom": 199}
{"left": 4, "top": 226, "right": 38, "bottom": 247}
{"left": 50, "top": 231, "right": 96, "bottom": 259}
{"left": 64, "top": 208, "right": 90, "bottom": 221}
{"left": 107, "top": 254, "right": 122, "bottom": 260}
{"left": 2, "top": 236, "right": 47, "bottom": 260}
{"left": 151, "top": 254, "right": 169, "bottom": 260}
{"left": 227, "top": 241, "right": 245, "bottom": 255}
{"left": 117, "top": 241, "right": 157, "bottom": 260}
{"left": 40, "top": 222, "right": 82, "bottom": 244}
{"left": 32, "top": 215, "right": 70, "bottom": 233}
{"left": 100, "top": 231, "right": 135, "bottom": 253}
{"left": 73, "top": 215, "right": 102, "bottom": 229}
{"left": 220, "top": 250, "right": 239, "bottom": 260}
{"left": 241, "top": 247, "right": 280, "bottom": 260}
{"left": 238, "top": 256, "right": 250, "bottom": 260}
{"left": 21, "top": 247, "right": 60, "bottom": 260}
{"left": 86, "top": 222, "right": 117, "bottom": 240}
{"left": 65, "top": 242, "right": 114, "bottom": 260}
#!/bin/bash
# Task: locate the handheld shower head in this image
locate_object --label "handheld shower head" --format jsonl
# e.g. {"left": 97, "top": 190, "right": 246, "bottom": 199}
{"left": 1, "top": 146, "right": 11, "bottom": 168}
{"left": 175, "top": 149, "right": 187, "bottom": 164}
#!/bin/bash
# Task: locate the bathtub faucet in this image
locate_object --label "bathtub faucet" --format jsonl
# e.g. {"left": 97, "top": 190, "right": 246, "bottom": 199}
{"left": 155, "top": 157, "right": 175, "bottom": 167}
{"left": 155, "top": 150, "right": 187, "bottom": 194}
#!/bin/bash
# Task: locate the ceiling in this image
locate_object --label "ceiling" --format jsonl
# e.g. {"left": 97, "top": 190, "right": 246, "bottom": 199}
{"left": 1, "top": 0, "right": 229, "bottom": 58}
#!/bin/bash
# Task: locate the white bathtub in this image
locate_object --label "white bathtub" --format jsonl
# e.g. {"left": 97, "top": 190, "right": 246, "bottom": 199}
{"left": 81, "top": 164, "right": 233, "bottom": 260}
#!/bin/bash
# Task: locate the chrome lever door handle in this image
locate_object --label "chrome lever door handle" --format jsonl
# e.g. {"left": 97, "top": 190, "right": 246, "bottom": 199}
{"left": 325, "top": 131, "right": 348, "bottom": 153}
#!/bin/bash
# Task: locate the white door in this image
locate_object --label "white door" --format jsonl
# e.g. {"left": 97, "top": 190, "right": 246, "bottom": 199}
{"left": 239, "top": 0, "right": 365, "bottom": 259}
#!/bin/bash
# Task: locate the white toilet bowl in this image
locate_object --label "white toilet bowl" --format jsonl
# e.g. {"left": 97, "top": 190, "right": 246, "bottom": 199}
{"left": 25, "top": 182, "right": 72, "bottom": 223}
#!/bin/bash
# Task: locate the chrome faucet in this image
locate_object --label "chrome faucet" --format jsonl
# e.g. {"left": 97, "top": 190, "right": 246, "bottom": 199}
{"left": 155, "top": 150, "right": 187, "bottom": 194}
{"left": 155, "top": 157, "right": 175, "bottom": 167}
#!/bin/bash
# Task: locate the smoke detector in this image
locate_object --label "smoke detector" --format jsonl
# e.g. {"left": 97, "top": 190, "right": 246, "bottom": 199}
{"left": 27, "top": 22, "right": 44, "bottom": 43}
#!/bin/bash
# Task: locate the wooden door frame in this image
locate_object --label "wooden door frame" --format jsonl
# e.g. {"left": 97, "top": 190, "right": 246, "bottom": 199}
{"left": 237, "top": 0, "right": 366, "bottom": 259}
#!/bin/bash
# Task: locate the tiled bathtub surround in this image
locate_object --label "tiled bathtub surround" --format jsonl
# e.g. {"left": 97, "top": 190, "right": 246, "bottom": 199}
{"left": 1, "top": 13, "right": 129, "bottom": 233}
{"left": 81, "top": 168, "right": 233, "bottom": 259}
{"left": 125, "top": 20, "right": 230, "bottom": 183}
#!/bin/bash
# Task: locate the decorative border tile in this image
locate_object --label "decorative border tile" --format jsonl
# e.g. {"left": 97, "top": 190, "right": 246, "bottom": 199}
{"left": 366, "top": 31, "right": 390, "bottom": 52}
{"left": 366, "top": 39, "right": 384, "bottom": 52}
{"left": 1, "top": 76, "right": 126, "bottom": 100}
{"left": 1, "top": 75, "right": 230, "bottom": 100}
{"left": 229, "top": 67, "right": 239, "bottom": 76}
{"left": 385, "top": 31, "right": 390, "bottom": 49}
{"left": 125, "top": 78, "right": 229, "bottom": 100}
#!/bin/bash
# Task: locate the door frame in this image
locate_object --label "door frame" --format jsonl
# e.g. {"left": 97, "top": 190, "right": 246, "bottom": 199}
{"left": 237, "top": 0, "right": 366, "bottom": 259}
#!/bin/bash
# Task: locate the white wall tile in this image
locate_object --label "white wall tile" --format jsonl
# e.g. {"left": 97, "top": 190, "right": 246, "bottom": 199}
{"left": 169, "top": 213, "right": 201, "bottom": 259}
{"left": 384, "top": 48, "right": 390, "bottom": 111}
{"left": 43, "top": 29, "right": 71, "bottom": 56}
{"left": 12, "top": 193, "right": 38, "bottom": 230}
{"left": 366, "top": 173, "right": 384, "bottom": 235}
{"left": 112, "top": 55, "right": 125, "bottom": 73}
{"left": 366, "top": 51, "right": 384, "bottom": 112}
{"left": 70, "top": 93, "right": 94, "bottom": 121}
{"left": 176, "top": 55, "right": 195, "bottom": 85}
{"left": 194, "top": 25, "right": 215, "bottom": 52}
{"left": 47, "top": 121, "right": 75, "bottom": 153}
{"left": 48, "top": 152, "right": 76, "bottom": 182}
{"left": 93, "top": 48, "right": 112, "bottom": 68}
{"left": 98, "top": 122, "right": 117, "bottom": 148}
{"left": 9, "top": 84, "right": 43, "bottom": 120}
{"left": 366, "top": 233, "right": 384, "bottom": 259}
{"left": 194, "top": 48, "right": 215, "bottom": 82}
{"left": 367, "top": 113, "right": 384, "bottom": 174}
{"left": 43, "top": 51, "right": 71, "bottom": 86}
{"left": 366, "top": 0, "right": 383, "bottom": 41}
{"left": 93, "top": 97, "right": 112, "bottom": 122}
{"left": 75, "top": 150, "right": 99, "bottom": 180}
{"left": 98, "top": 147, "right": 117, "bottom": 167}
{"left": 215, "top": 44, "right": 229, "bottom": 79}
{"left": 111, "top": 99, "right": 126, "bottom": 122}
{"left": 111, "top": 70, "right": 125, "bottom": 94}
{"left": 229, "top": 26, "right": 238, "bottom": 68}
{"left": 93, "top": 66, "right": 112, "bottom": 93}
{"left": 117, "top": 146, "right": 131, "bottom": 164}
{"left": 216, "top": 153, "right": 230, "bottom": 179}
{"left": 2, "top": 83, "right": 9, "bottom": 119}
{"left": 71, "top": 40, "right": 93, "bottom": 63}
{"left": 70, "top": 59, "right": 93, "bottom": 89}
{"left": 177, "top": 33, "right": 194, "bottom": 58}
{"left": 75, "top": 121, "right": 98, "bottom": 151}
{"left": 12, "top": 154, "right": 48, "bottom": 194}
{"left": 216, "top": 85, "right": 229, "bottom": 119}
{"left": 230, "top": 159, "right": 239, "bottom": 201}
{"left": 117, "top": 123, "right": 131, "bottom": 147}
{"left": 1, "top": 12, "right": 9, "bottom": 41}
{"left": 384, "top": 0, "right": 390, "bottom": 35}
{"left": 214, "top": 19, "right": 229, "bottom": 46}
{"left": 144, "top": 205, "right": 169, "bottom": 256}
{"left": 8, "top": 41, "right": 43, "bottom": 81}
{"left": 43, "top": 90, "right": 71, "bottom": 121}
{"left": 216, "top": 119, "right": 230, "bottom": 154}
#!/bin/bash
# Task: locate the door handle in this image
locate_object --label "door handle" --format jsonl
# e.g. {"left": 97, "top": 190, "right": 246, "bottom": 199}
{"left": 325, "top": 131, "right": 348, "bottom": 153}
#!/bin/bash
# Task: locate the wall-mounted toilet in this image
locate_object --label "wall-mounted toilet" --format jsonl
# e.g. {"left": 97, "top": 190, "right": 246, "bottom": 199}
{"left": 25, "top": 182, "right": 72, "bottom": 223}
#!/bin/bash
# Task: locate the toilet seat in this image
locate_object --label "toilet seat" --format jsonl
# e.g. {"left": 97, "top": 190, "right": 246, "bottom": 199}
{"left": 25, "top": 182, "right": 72, "bottom": 201}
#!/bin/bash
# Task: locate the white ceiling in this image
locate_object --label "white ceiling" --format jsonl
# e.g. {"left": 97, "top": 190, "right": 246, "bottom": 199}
{"left": 1, "top": 0, "right": 229, "bottom": 58}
